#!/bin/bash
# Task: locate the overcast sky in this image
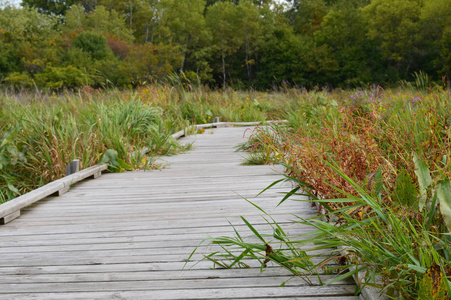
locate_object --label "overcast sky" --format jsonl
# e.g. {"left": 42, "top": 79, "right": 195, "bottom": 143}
{"left": 4, "top": 0, "right": 287, "bottom": 9}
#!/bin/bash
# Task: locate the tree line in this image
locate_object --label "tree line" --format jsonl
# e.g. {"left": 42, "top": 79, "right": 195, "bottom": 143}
{"left": 0, "top": 0, "right": 450, "bottom": 90}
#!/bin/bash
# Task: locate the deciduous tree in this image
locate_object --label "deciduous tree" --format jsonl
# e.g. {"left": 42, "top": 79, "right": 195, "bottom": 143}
{"left": 363, "top": 0, "right": 421, "bottom": 75}
{"left": 206, "top": 1, "right": 242, "bottom": 88}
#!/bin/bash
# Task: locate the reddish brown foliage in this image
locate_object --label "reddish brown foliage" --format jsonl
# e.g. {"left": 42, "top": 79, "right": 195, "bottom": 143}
{"left": 106, "top": 34, "right": 130, "bottom": 60}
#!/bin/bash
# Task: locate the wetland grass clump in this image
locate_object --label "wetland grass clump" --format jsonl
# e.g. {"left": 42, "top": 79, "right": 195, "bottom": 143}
{"left": 0, "top": 92, "right": 183, "bottom": 202}
{"left": 202, "top": 86, "right": 451, "bottom": 299}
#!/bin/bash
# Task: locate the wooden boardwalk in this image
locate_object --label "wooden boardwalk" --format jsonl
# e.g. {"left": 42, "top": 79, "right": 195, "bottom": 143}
{"left": 0, "top": 127, "right": 359, "bottom": 300}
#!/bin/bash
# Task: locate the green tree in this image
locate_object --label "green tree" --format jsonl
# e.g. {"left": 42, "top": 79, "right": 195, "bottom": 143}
{"left": 287, "top": 0, "right": 329, "bottom": 35}
{"left": 363, "top": 0, "right": 422, "bottom": 76}
{"left": 257, "top": 14, "right": 308, "bottom": 87}
{"left": 35, "top": 65, "right": 92, "bottom": 90}
{"left": 0, "top": 5, "right": 60, "bottom": 77}
{"left": 164, "top": 0, "right": 209, "bottom": 73}
{"left": 98, "top": 0, "right": 139, "bottom": 30}
{"left": 420, "top": 0, "right": 451, "bottom": 79}
{"left": 132, "top": 0, "right": 163, "bottom": 44}
{"left": 206, "top": 0, "right": 273, "bottom": 6}
{"left": 236, "top": 0, "right": 264, "bottom": 80}
{"left": 22, "top": 0, "right": 77, "bottom": 16}
{"left": 86, "top": 5, "right": 134, "bottom": 41}
{"left": 314, "top": 0, "right": 374, "bottom": 86}
{"left": 63, "top": 4, "right": 86, "bottom": 34}
{"left": 63, "top": 5, "right": 134, "bottom": 42}
{"left": 206, "top": 1, "right": 242, "bottom": 89}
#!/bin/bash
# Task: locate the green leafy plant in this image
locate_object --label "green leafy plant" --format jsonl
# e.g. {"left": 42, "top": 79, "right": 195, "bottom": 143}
{"left": 192, "top": 160, "right": 451, "bottom": 299}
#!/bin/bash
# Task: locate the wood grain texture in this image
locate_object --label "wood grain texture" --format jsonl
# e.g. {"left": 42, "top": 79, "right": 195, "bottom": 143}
{"left": 0, "top": 127, "right": 357, "bottom": 299}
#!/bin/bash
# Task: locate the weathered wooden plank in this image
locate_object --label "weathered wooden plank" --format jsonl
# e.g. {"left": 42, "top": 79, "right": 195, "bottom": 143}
{"left": 69, "top": 179, "right": 288, "bottom": 190}
{"left": 18, "top": 201, "right": 299, "bottom": 215}
{"left": 0, "top": 295, "right": 360, "bottom": 300}
{"left": 169, "top": 120, "right": 264, "bottom": 139}
{"left": 0, "top": 270, "right": 348, "bottom": 284}
{"left": 0, "top": 258, "right": 334, "bottom": 273}
{"left": 4, "top": 215, "right": 305, "bottom": 228}
{"left": 61, "top": 183, "right": 285, "bottom": 193}
{"left": 0, "top": 286, "right": 356, "bottom": 300}
{"left": 0, "top": 263, "right": 339, "bottom": 277}
{"left": 0, "top": 216, "right": 298, "bottom": 235}
{"left": 18, "top": 199, "right": 303, "bottom": 214}
{"left": 0, "top": 277, "right": 354, "bottom": 293}
{"left": 12, "top": 207, "right": 308, "bottom": 221}
{"left": 0, "top": 250, "right": 330, "bottom": 267}
{"left": 0, "top": 246, "right": 329, "bottom": 264}
{"left": 17, "top": 205, "right": 307, "bottom": 220}
{"left": 0, "top": 222, "right": 305, "bottom": 240}
{"left": 19, "top": 194, "right": 300, "bottom": 210}
{"left": 0, "top": 244, "right": 329, "bottom": 260}
{"left": 0, "top": 181, "right": 64, "bottom": 219}
{"left": 0, "top": 237, "right": 325, "bottom": 255}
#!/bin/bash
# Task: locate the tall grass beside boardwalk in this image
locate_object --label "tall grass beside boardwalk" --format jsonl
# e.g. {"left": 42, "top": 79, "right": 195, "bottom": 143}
{"left": 0, "top": 91, "right": 182, "bottom": 203}
{"left": 212, "top": 86, "right": 451, "bottom": 299}
{"left": 244, "top": 86, "right": 451, "bottom": 202}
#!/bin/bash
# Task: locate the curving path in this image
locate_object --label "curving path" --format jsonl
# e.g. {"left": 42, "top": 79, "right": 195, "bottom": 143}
{"left": 0, "top": 127, "right": 359, "bottom": 300}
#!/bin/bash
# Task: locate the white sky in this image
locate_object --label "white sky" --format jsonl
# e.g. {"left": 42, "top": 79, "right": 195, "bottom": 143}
{"left": 5, "top": 0, "right": 286, "bottom": 8}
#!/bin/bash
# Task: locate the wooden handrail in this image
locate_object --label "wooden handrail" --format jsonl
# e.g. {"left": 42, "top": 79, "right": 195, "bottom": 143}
{"left": 0, "top": 164, "right": 107, "bottom": 224}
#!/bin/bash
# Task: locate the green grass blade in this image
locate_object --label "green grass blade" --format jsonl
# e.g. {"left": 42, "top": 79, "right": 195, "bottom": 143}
{"left": 241, "top": 216, "right": 266, "bottom": 244}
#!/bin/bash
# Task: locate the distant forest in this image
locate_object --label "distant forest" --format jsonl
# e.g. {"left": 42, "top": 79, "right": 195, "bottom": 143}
{"left": 0, "top": 0, "right": 450, "bottom": 90}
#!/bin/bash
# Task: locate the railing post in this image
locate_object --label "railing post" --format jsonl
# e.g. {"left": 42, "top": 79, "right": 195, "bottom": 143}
{"left": 65, "top": 159, "right": 80, "bottom": 176}
{"left": 60, "top": 159, "right": 80, "bottom": 195}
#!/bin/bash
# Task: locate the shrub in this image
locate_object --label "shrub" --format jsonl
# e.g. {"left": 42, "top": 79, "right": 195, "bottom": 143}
{"left": 35, "top": 65, "right": 92, "bottom": 90}
{"left": 106, "top": 34, "right": 130, "bottom": 60}
{"left": 3, "top": 72, "right": 34, "bottom": 89}
{"left": 63, "top": 47, "right": 94, "bottom": 71}
{"left": 71, "top": 31, "right": 110, "bottom": 60}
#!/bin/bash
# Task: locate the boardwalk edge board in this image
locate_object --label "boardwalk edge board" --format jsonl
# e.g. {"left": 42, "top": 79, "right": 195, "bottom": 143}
{"left": 0, "top": 164, "right": 108, "bottom": 224}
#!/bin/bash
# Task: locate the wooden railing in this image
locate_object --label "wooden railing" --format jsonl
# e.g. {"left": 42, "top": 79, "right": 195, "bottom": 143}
{"left": 0, "top": 164, "right": 107, "bottom": 225}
